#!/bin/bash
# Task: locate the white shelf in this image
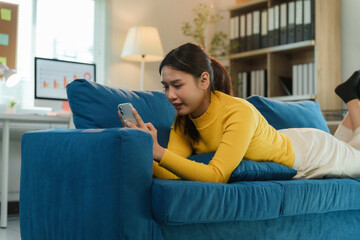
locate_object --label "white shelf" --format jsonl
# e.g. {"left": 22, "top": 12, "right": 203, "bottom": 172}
{"left": 229, "top": 40, "right": 315, "bottom": 60}
{"left": 270, "top": 94, "right": 316, "bottom": 102}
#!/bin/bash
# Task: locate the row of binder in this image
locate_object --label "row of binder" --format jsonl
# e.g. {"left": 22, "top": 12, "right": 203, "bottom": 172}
{"left": 230, "top": 0, "right": 315, "bottom": 53}
{"left": 236, "top": 70, "right": 268, "bottom": 98}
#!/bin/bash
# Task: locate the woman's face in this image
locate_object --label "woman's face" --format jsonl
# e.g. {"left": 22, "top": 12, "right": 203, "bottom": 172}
{"left": 161, "top": 66, "right": 210, "bottom": 118}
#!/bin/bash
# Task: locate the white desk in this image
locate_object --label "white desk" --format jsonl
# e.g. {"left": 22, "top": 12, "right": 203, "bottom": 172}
{"left": 0, "top": 113, "right": 71, "bottom": 228}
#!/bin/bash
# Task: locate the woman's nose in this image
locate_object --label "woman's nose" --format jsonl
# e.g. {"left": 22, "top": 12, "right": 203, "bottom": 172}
{"left": 167, "top": 87, "right": 177, "bottom": 100}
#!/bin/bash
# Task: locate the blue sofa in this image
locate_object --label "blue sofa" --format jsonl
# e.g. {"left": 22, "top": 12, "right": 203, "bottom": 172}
{"left": 20, "top": 79, "right": 360, "bottom": 240}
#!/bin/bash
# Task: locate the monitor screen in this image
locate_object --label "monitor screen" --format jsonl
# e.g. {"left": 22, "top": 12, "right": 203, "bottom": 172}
{"left": 35, "top": 57, "right": 96, "bottom": 101}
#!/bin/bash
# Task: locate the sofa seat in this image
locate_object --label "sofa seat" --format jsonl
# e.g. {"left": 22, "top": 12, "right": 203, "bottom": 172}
{"left": 152, "top": 178, "right": 360, "bottom": 226}
{"left": 152, "top": 179, "right": 283, "bottom": 224}
{"left": 276, "top": 178, "right": 360, "bottom": 216}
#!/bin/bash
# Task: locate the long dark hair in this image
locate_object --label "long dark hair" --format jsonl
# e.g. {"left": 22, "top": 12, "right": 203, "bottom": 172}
{"left": 159, "top": 43, "right": 232, "bottom": 141}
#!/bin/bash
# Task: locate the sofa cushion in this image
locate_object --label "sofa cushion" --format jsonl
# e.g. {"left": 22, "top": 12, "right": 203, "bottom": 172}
{"left": 151, "top": 179, "right": 283, "bottom": 224}
{"left": 66, "top": 79, "right": 176, "bottom": 147}
{"left": 188, "top": 153, "right": 297, "bottom": 182}
{"left": 275, "top": 179, "right": 360, "bottom": 216}
{"left": 246, "top": 96, "right": 330, "bottom": 133}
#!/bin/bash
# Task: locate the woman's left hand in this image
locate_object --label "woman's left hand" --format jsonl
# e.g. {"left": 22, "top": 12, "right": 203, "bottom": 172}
{"left": 119, "top": 107, "right": 165, "bottom": 162}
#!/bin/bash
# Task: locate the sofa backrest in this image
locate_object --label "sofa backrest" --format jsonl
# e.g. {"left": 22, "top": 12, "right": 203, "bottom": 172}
{"left": 66, "top": 80, "right": 330, "bottom": 148}
{"left": 66, "top": 79, "right": 176, "bottom": 147}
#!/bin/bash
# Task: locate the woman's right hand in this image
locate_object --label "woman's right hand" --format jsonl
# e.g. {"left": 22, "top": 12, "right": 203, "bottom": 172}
{"left": 120, "top": 107, "right": 165, "bottom": 162}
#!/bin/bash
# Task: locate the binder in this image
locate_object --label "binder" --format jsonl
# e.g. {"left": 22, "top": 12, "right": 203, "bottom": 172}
{"left": 303, "top": 63, "right": 308, "bottom": 94}
{"left": 280, "top": 3, "right": 287, "bottom": 45}
{"left": 244, "top": 72, "right": 249, "bottom": 97}
{"left": 262, "top": 70, "right": 268, "bottom": 97}
{"left": 246, "top": 72, "right": 251, "bottom": 97}
{"left": 251, "top": 71, "right": 256, "bottom": 95}
{"left": 235, "top": 16, "right": 240, "bottom": 52}
{"left": 303, "top": 0, "right": 314, "bottom": 40}
{"left": 240, "top": 15, "right": 247, "bottom": 52}
{"left": 230, "top": 17, "right": 237, "bottom": 53}
{"left": 292, "top": 64, "right": 298, "bottom": 95}
{"left": 268, "top": 7, "right": 274, "bottom": 47}
{"left": 295, "top": 0, "right": 304, "bottom": 42}
{"left": 246, "top": 12, "right": 253, "bottom": 51}
{"left": 259, "top": 70, "right": 265, "bottom": 96}
{"left": 274, "top": 5, "right": 280, "bottom": 46}
{"left": 288, "top": 1, "right": 296, "bottom": 43}
{"left": 297, "top": 64, "right": 304, "bottom": 95}
{"left": 308, "top": 62, "right": 315, "bottom": 94}
{"left": 261, "top": 9, "right": 268, "bottom": 48}
{"left": 256, "top": 70, "right": 261, "bottom": 96}
{"left": 237, "top": 72, "right": 243, "bottom": 97}
{"left": 252, "top": 10, "right": 261, "bottom": 50}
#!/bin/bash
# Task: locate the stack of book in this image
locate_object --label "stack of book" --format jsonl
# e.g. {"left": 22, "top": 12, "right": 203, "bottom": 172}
{"left": 236, "top": 70, "right": 267, "bottom": 98}
{"left": 230, "top": 0, "right": 315, "bottom": 54}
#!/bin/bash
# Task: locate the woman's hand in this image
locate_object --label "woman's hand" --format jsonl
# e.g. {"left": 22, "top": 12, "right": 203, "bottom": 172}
{"left": 118, "top": 107, "right": 165, "bottom": 162}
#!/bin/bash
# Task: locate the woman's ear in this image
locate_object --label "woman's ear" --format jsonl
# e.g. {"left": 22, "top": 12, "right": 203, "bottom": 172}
{"left": 198, "top": 72, "right": 210, "bottom": 90}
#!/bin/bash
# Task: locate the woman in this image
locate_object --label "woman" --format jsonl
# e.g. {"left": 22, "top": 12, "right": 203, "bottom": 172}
{"left": 121, "top": 42, "right": 360, "bottom": 183}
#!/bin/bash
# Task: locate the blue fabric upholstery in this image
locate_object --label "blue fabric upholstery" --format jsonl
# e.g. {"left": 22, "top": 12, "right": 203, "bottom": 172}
{"left": 66, "top": 79, "right": 176, "bottom": 147}
{"left": 151, "top": 179, "right": 283, "bottom": 224}
{"left": 159, "top": 210, "right": 360, "bottom": 240}
{"left": 275, "top": 179, "right": 360, "bottom": 216}
{"left": 246, "top": 95, "right": 330, "bottom": 133}
{"left": 188, "top": 153, "right": 297, "bottom": 181}
{"left": 20, "top": 128, "right": 162, "bottom": 240}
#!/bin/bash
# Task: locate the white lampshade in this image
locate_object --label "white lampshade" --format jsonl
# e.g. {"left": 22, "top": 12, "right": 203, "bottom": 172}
{"left": 121, "top": 26, "right": 164, "bottom": 62}
{"left": 0, "top": 63, "right": 20, "bottom": 88}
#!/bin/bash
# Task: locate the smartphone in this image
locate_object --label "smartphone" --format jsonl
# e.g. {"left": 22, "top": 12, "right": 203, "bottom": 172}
{"left": 118, "top": 103, "right": 137, "bottom": 127}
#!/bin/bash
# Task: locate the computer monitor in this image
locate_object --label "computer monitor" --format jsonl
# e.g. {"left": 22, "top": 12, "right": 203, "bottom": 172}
{"left": 35, "top": 57, "right": 96, "bottom": 101}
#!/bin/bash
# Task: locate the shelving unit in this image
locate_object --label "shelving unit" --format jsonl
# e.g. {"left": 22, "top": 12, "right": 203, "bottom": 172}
{"left": 229, "top": 0, "right": 342, "bottom": 110}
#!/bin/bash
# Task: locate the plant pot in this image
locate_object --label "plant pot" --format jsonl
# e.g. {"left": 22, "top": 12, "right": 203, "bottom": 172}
{"left": 6, "top": 108, "right": 15, "bottom": 114}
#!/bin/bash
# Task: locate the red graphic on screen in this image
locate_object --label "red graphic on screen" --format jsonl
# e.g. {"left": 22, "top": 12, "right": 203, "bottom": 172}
{"left": 53, "top": 80, "right": 59, "bottom": 89}
{"left": 64, "top": 77, "right": 69, "bottom": 89}
{"left": 84, "top": 72, "right": 91, "bottom": 81}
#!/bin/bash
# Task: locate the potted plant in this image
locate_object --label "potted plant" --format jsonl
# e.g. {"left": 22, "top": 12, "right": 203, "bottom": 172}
{"left": 7, "top": 99, "right": 19, "bottom": 114}
{"left": 181, "top": 3, "right": 229, "bottom": 57}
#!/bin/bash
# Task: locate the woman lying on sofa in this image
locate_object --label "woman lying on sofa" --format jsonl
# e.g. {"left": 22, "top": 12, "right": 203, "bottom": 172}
{"left": 119, "top": 42, "right": 360, "bottom": 183}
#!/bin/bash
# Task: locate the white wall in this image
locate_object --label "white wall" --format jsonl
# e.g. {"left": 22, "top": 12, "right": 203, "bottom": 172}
{"left": 341, "top": 0, "right": 360, "bottom": 81}
{"left": 108, "top": 0, "right": 235, "bottom": 91}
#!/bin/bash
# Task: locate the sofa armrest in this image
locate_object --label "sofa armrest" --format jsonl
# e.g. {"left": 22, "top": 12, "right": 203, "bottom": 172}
{"left": 20, "top": 128, "right": 161, "bottom": 240}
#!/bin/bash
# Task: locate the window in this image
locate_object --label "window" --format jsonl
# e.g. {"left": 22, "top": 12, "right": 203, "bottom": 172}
{"left": 0, "top": 0, "right": 108, "bottom": 108}
{"left": 35, "top": 0, "right": 95, "bottom": 63}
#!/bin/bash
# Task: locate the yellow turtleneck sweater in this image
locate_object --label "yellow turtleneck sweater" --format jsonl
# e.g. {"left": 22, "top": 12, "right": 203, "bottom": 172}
{"left": 153, "top": 90, "right": 295, "bottom": 183}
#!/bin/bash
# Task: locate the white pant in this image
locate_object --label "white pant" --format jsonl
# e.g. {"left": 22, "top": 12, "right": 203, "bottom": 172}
{"left": 279, "top": 125, "right": 360, "bottom": 179}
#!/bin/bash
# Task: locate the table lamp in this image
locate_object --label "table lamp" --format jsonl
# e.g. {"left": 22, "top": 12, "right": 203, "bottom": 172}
{"left": 121, "top": 26, "right": 164, "bottom": 90}
{"left": 0, "top": 62, "right": 20, "bottom": 87}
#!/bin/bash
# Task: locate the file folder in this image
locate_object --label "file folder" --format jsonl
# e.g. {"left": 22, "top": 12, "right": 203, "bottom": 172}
{"left": 288, "top": 1, "right": 296, "bottom": 43}
{"left": 253, "top": 10, "right": 261, "bottom": 49}
{"left": 261, "top": 9, "right": 268, "bottom": 48}
{"left": 274, "top": 5, "right": 280, "bottom": 46}
{"left": 240, "top": 14, "right": 247, "bottom": 52}
{"left": 230, "top": 17, "right": 237, "bottom": 53}
{"left": 235, "top": 16, "right": 240, "bottom": 52}
{"left": 246, "top": 12, "right": 253, "bottom": 51}
{"left": 268, "top": 7, "right": 274, "bottom": 46}
{"left": 280, "top": 3, "right": 288, "bottom": 45}
{"left": 303, "top": 0, "right": 314, "bottom": 40}
{"left": 295, "top": 0, "right": 304, "bottom": 42}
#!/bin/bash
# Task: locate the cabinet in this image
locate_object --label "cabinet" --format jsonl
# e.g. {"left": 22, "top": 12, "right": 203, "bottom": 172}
{"left": 229, "top": 0, "right": 342, "bottom": 110}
